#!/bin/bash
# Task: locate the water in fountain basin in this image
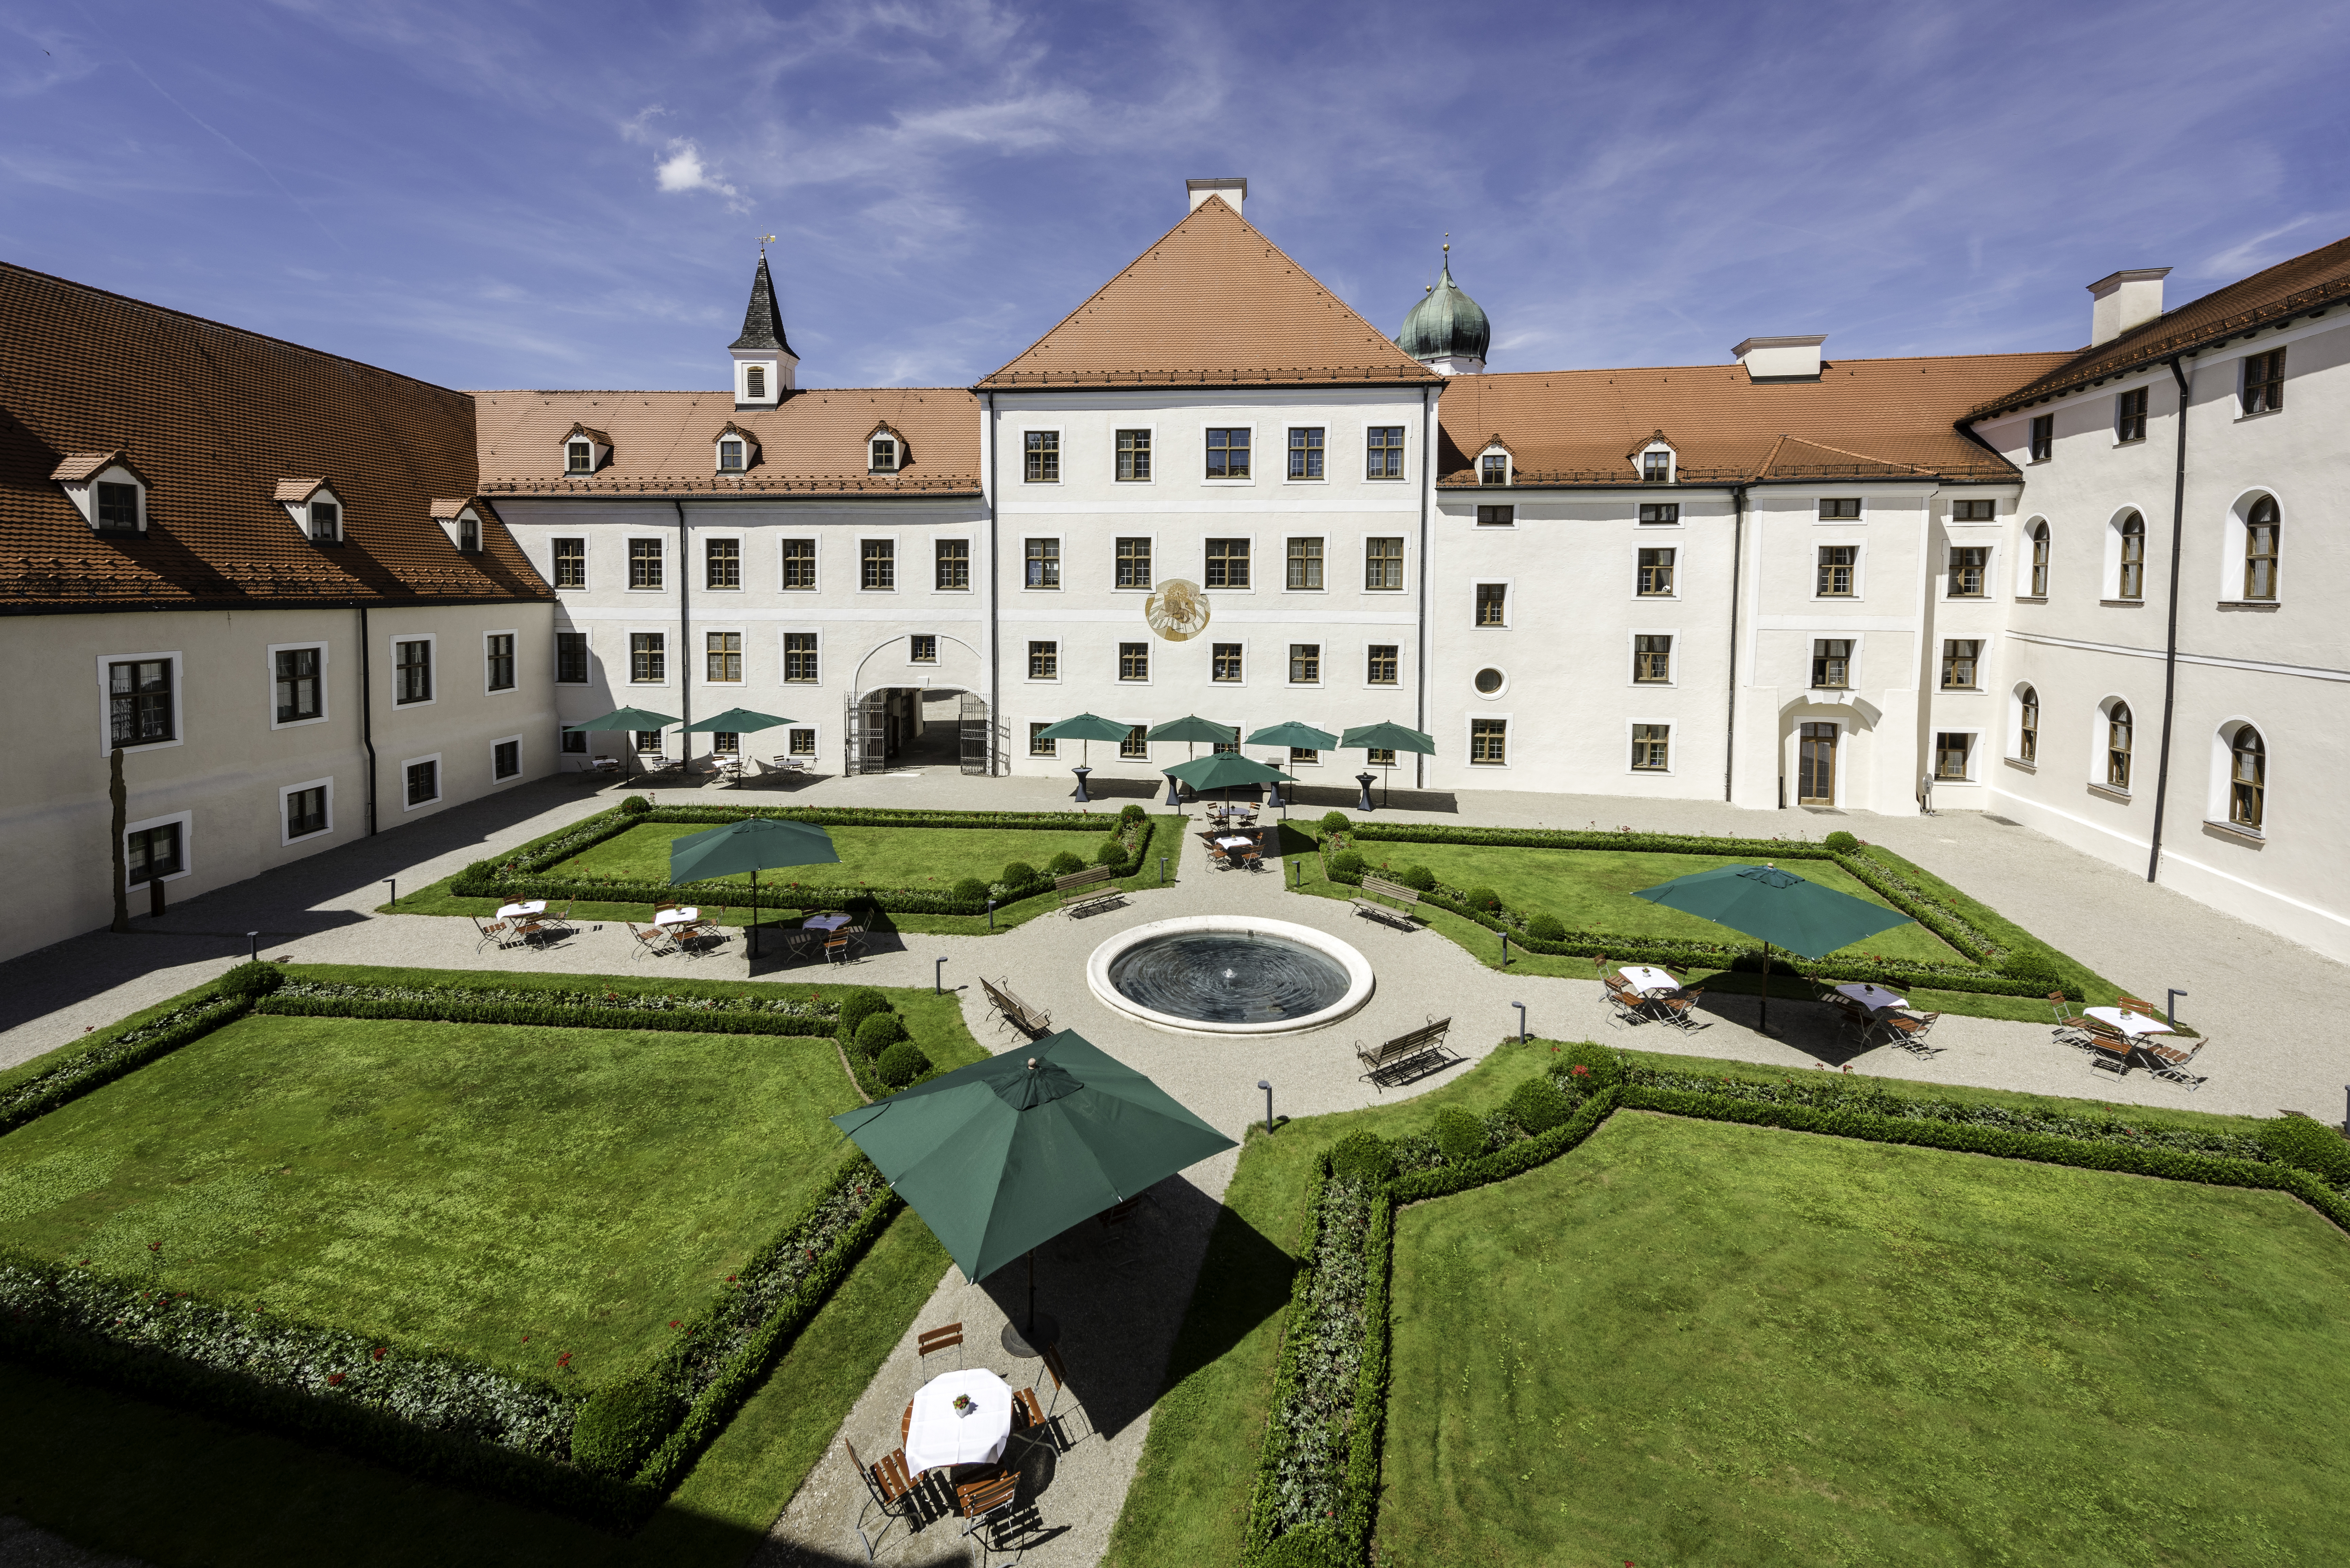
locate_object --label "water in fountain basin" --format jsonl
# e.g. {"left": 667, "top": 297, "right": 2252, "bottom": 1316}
{"left": 1108, "top": 932, "right": 1349, "bottom": 1024}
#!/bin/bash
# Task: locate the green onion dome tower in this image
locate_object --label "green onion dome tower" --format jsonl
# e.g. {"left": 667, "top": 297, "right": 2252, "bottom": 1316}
{"left": 1397, "top": 239, "right": 1489, "bottom": 375}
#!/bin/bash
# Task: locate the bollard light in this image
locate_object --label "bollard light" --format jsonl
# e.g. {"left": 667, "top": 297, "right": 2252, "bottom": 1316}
{"left": 247, "top": 931, "right": 260, "bottom": 964}
{"left": 1159, "top": 855, "right": 1167, "bottom": 887}
{"left": 1256, "top": 1078, "right": 1274, "bottom": 1135}
{"left": 936, "top": 956, "right": 948, "bottom": 995}
{"left": 987, "top": 898, "right": 996, "bottom": 933}
{"left": 1500, "top": 930, "right": 1510, "bottom": 968}
{"left": 2166, "top": 987, "right": 2189, "bottom": 1029}
{"left": 383, "top": 878, "right": 396, "bottom": 907}
{"left": 1511, "top": 1001, "right": 1527, "bottom": 1045}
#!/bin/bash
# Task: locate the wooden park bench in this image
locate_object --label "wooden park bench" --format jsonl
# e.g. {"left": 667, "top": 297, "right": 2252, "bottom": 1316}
{"left": 1350, "top": 874, "right": 1422, "bottom": 931}
{"left": 1355, "top": 1016, "right": 1458, "bottom": 1089}
{"left": 1056, "top": 864, "right": 1127, "bottom": 916}
{"left": 981, "top": 976, "right": 1054, "bottom": 1040}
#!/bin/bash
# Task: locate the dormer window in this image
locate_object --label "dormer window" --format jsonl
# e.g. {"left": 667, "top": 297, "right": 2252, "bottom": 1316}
{"left": 1643, "top": 451, "right": 1670, "bottom": 482}
{"left": 746, "top": 366, "right": 766, "bottom": 400}
{"left": 458, "top": 513, "right": 481, "bottom": 553}
{"left": 719, "top": 439, "right": 745, "bottom": 472}
{"left": 430, "top": 497, "right": 489, "bottom": 554}
{"left": 567, "top": 440, "right": 592, "bottom": 474}
{"left": 274, "top": 479, "right": 343, "bottom": 544}
{"left": 310, "top": 500, "right": 341, "bottom": 542}
{"left": 96, "top": 481, "right": 140, "bottom": 532}
{"left": 1480, "top": 454, "right": 1507, "bottom": 485}
{"left": 869, "top": 432, "right": 901, "bottom": 473}
{"left": 53, "top": 452, "right": 149, "bottom": 534}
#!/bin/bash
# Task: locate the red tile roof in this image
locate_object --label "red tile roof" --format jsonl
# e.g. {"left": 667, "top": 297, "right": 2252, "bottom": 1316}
{"left": 0, "top": 262, "right": 548, "bottom": 612}
{"left": 1434, "top": 352, "right": 2076, "bottom": 487}
{"left": 976, "top": 196, "right": 1440, "bottom": 390}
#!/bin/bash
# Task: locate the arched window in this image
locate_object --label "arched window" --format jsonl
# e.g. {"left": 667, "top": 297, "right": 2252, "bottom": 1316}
{"left": 2230, "top": 727, "right": 2265, "bottom": 828}
{"left": 2106, "top": 701, "right": 2133, "bottom": 790}
{"left": 2018, "top": 686, "right": 2039, "bottom": 763}
{"left": 2244, "top": 496, "right": 2279, "bottom": 601}
{"left": 2030, "top": 522, "right": 2049, "bottom": 597}
{"left": 2117, "top": 513, "right": 2145, "bottom": 600}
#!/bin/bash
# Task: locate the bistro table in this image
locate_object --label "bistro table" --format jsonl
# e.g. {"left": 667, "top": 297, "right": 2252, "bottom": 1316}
{"left": 1619, "top": 964, "right": 1681, "bottom": 996}
{"left": 903, "top": 1368, "right": 1014, "bottom": 1477}
{"left": 803, "top": 912, "right": 853, "bottom": 935}
{"left": 2084, "top": 1005, "right": 2176, "bottom": 1039}
{"left": 1833, "top": 981, "right": 1908, "bottom": 1013}
{"left": 653, "top": 906, "right": 703, "bottom": 931}
{"left": 496, "top": 900, "right": 546, "bottom": 921}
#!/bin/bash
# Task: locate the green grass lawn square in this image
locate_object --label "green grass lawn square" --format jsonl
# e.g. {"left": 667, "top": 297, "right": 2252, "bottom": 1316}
{"left": 1382, "top": 1111, "right": 2350, "bottom": 1567}
{"left": 553, "top": 820, "right": 1119, "bottom": 892}
{"left": 0, "top": 1013, "right": 863, "bottom": 1384}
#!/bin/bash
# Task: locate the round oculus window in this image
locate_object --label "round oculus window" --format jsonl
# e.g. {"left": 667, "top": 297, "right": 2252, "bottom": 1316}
{"left": 1473, "top": 668, "right": 1505, "bottom": 695}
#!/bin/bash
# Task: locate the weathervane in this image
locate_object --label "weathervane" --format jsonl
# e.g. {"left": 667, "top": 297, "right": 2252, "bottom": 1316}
{"left": 758, "top": 233, "right": 777, "bottom": 255}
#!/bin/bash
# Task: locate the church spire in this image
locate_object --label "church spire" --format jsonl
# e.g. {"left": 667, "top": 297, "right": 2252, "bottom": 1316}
{"left": 728, "top": 245, "right": 797, "bottom": 407}
{"left": 729, "top": 251, "right": 795, "bottom": 357}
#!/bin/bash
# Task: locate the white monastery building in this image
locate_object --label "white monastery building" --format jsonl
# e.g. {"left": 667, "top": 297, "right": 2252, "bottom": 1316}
{"left": 6, "top": 178, "right": 2349, "bottom": 962}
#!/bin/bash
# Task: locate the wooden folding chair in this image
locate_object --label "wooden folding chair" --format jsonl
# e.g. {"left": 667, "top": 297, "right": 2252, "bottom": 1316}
{"left": 2146, "top": 1036, "right": 2208, "bottom": 1091}
{"left": 1881, "top": 1011, "right": 1942, "bottom": 1057}
{"left": 2047, "top": 992, "right": 2093, "bottom": 1050}
{"left": 1653, "top": 986, "right": 1706, "bottom": 1032}
{"left": 628, "top": 922, "right": 674, "bottom": 960}
{"left": 471, "top": 916, "right": 508, "bottom": 953}
{"left": 954, "top": 1468, "right": 1021, "bottom": 1543}
{"left": 2080, "top": 1016, "right": 2136, "bottom": 1075}
{"left": 1010, "top": 1341, "right": 1072, "bottom": 1453}
{"left": 825, "top": 924, "right": 864, "bottom": 964}
{"left": 842, "top": 1436, "right": 921, "bottom": 1561}
{"left": 916, "top": 1321, "right": 964, "bottom": 1373}
{"left": 1601, "top": 975, "right": 1648, "bottom": 1028}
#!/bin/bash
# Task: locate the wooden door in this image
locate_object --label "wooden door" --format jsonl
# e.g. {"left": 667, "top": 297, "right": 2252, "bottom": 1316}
{"left": 1797, "top": 723, "right": 1837, "bottom": 805}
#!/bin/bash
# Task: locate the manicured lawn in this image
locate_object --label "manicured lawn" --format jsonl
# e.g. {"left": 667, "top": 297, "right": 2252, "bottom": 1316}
{"left": 0, "top": 1012, "right": 861, "bottom": 1379}
{"left": 555, "top": 820, "right": 1118, "bottom": 891}
{"left": 1382, "top": 1111, "right": 2350, "bottom": 1567}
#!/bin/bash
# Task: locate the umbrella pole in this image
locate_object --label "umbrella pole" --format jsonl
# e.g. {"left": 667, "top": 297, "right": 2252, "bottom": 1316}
{"left": 1759, "top": 944, "right": 1770, "bottom": 1035}
{"left": 749, "top": 868, "right": 758, "bottom": 961}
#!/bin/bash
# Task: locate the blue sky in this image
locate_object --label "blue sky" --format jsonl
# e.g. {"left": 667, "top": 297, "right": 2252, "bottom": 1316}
{"left": 6, "top": 0, "right": 2349, "bottom": 393}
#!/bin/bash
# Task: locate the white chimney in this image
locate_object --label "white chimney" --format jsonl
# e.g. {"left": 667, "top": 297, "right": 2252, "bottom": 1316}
{"left": 1186, "top": 177, "right": 1247, "bottom": 216}
{"left": 1732, "top": 335, "right": 1827, "bottom": 382}
{"left": 2087, "top": 269, "right": 2170, "bottom": 347}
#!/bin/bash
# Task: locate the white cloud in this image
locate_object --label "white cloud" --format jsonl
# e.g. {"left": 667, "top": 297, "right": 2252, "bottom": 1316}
{"left": 654, "top": 139, "right": 742, "bottom": 205}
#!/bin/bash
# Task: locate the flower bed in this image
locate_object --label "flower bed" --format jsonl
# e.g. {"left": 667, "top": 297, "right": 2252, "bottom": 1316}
{"left": 256, "top": 979, "right": 840, "bottom": 1037}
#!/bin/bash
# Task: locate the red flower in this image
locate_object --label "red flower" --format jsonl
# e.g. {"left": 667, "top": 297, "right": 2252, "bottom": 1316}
{"left": 522, "top": 1335, "right": 530, "bottom": 1343}
{"left": 327, "top": 1372, "right": 346, "bottom": 1386}
{"left": 670, "top": 1320, "right": 680, "bottom": 1329}
{"left": 372, "top": 1347, "right": 386, "bottom": 1361}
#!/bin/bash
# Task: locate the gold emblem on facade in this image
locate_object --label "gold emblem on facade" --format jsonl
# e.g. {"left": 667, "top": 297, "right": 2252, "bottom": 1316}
{"left": 1145, "top": 579, "right": 1211, "bottom": 641}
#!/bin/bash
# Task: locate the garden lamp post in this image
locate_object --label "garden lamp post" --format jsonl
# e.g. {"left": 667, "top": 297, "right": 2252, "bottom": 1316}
{"left": 2167, "top": 987, "right": 2188, "bottom": 1028}
{"left": 383, "top": 878, "right": 396, "bottom": 907}
{"left": 1256, "top": 1079, "right": 1274, "bottom": 1134}
{"left": 1511, "top": 1001, "right": 1527, "bottom": 1044}
{"left": 936, "top": 956, "right": 949, "bottom": 995}
{"left": 247, "top": 931, "right": 259, "bottom": 964}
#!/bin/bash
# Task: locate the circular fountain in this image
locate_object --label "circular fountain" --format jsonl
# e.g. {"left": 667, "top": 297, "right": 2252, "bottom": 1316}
{"left": 1087, "top": 916, "right": 1373, "bottom": 1035}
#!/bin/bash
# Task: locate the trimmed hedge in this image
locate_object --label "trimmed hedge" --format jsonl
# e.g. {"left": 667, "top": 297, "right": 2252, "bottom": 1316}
{"left": 255, "top": 981, "right": 838, "bottom": 1038}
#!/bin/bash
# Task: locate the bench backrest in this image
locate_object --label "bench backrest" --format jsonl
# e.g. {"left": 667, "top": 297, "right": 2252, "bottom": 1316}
{"left": 1057, "top": 865, "right": 1117, "bottom": 890}
{"left": 1359, "top": 875, "right": 1420, "bottom": 903}
{"left": 1370, "top": 1017, "right": 1451, "bottom": 1062}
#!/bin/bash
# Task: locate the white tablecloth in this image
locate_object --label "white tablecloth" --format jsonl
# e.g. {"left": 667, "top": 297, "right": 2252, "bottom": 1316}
{"left": 2085, "top": 1006, "right": 2174, "bottom": 1039}
{"left": 497, "top": 900, "right": 545, "bottom": 920}
{"left": 1834, "top": 982, "right": 1908, "bottom": 1012}
{"left": 803, "top": 913, "right": 852, "bottom": 933}
{"left": 653, "top": 907, "right": 700, "bottom": 928}
{"left": 904, "top": 1369, "right": 1013, "bottom": 1475}
{"left": 1619, "top": 965, "right": 1679, "bottom": 995}
{"left": 1216, "top": 835, "right": 1256, "bottom": 850}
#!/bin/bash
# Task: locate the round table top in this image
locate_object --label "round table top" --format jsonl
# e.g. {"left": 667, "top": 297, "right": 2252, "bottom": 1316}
{"left": 904, "top": 1368, "right": 1013, "bottom": 1475}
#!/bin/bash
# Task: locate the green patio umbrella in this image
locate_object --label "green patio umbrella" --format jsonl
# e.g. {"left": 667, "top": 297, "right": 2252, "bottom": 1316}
{"left": 1036, "top": 712, "right": 1134, "bottom": 802}
{"left": 1245, "top": 721, "right": 1340, "bottom": 751}
{"left": 668, "top": 816, "right": 839, "bottom": 960}
{"left": 1631, "top": 863, "right": 1915, "bottom": 1035}
{"left": 563, "top": 707, "right": 681, "bottom": 780}
{"left": 681, "top": 708, "right": 795, "bottom": 781}
{"left": 1339, "top": 721, "right": 1437, "bottom": 807}
{"left": 833, "top": 1030, "right": 1235, "bottom": 1352}
{"left": 1161, "top": 752, "right": 1295, "bottom": 793}
{"left": 1147, "top": 715, "right": 1238, "bottom": 801}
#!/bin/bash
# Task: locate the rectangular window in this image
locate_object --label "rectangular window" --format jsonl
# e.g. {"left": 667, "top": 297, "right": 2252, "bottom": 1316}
{"left": 1024, "top": 538, "right": 1060, "bottom": 588}
{"left": 1470, "top": 717, "right": 1507, "bottom": 765}
{"left": 552, "top": 537, "right": 585, "bottom": 589}
{"left": 394, "top": 640, "right": 432, "bottom": 704}
{"left": 125, "top": 822, "right": 181, "bottom": 884}
{"left": 1935, "top": 732, "right": 1972, "bottom": 781}
{"left": 630, "top": 633, "right": 665, "bottom": 684}
{"left": 861, "top": 539, "right": 895, "bottom": 590}
{"left": 910, "top": 635, "right": 937, "bottom": 663}
{"left": 95, "top": 481, "right": 139, "bottom": 531}
{"left": 2116, "top": 388, "right": 2148, "bottom": 442}
{"left": 783, "top": 633, "right": 819, "bottom": 683}
{"left": 556, "top": 631, "right": 589, "bottom": 684}
{"left": 1212, "top": 643, "right": 1243, "bottom": 682}
{"left": 1029, "top": 723, "right": 1057, "bottom": 757}
{"left": 1637, "top": 548, "right": 1675, "bottom": 596}
{"left": 1818, "top": 498, "right": 1862, "bottom": 520}
{"left": 1638, "top": 503, "right": 1679, "bottom": 525}
{"left": 1364, "top": 536, "right": 1404, "bottom": 590}
{"left": 1481, "top": 454, "right": 1508, "bottom": 485}
{"left": 1028, "top": 640, "right": 1058, "bottom": 679}
{"left": 705, "top": 631, "right": 741, "bottom": 683}
{"left": 705, "top": 537, "right": 739, "bottom": 589}
{"left": 1116, "top": 537, "right": 1152, "bottom": 589}
{"left": 1940, "top": 638, "right": 1980, "bottom": 690}
{"left": 405, "top": 759, "right": 438, "bottom": 807}
{"left": 1366, "top": 747, "right": 1396, "bottom": 767}
{"left": 1290, "top": 747, "right": 1319, "bottom": 766}
{"left": 789, "top": 728, "right": 816, "bottom": 756}
{"left": 1288, "top": 427, "right": 1324, "bottom": 479}
{"left": 561, "top": 728, "right": 587, "bottom": 755}
{"left": 1289, "top": 643, "right": 1321, "bottom": 683}
{"left": 2028, "top": 415, "right": 2053, "bottom": 462}
{"left": 2243, "top": 348, "right": 2285, "bottom": 414}
{"left": 628, "top": 538, "right": 663, "bottom": 589}
{"left": 1475, "top": 584, "right": 1507, "bottom": 625}
{"left": 2245, "top": 508, "right": 2279, "bottom": 601}
{"left": 1816, "top": 545, "right": 1856, "bottom": 596}
{"left": 494, "top": 739, "right": 522, "bottom": 779}
{"left": 1952, "top": 499, "right": 1995, "bottom": 522}
{"left": 718, "top": 438, "right": 744, "bottom": 472}
{"left": 311, "top": 502, "right": 341, "bottom": 542}
{"left": 1641, "top": 451, "right": 1671, "bottom": 483}
{"left": 485, "top": 633, "right": 516, "bottom": 692}
{"left": 709, "top": 731, "right": 739, "bottom": 755}
{"left": 2119, "top": 524, "right": 2145, "bottom": 600}
{"left": 1476, "top": 505, "right": 1514, "bottom": 526}
{"left": 932, "top": 537, "right": 969, "bottom": 590}
{"left": 781, "top": 539, "right": 816, "bottom": 589}
{"left": 1205, "top": 538, "right": 1250, "bottom": 589}
{"left": 274, "top": 648, "right": 321, "bottom": 723}
{"left": 1120, "top": 725, "right": 1149, "bottom": 760}
{"left": 1812, "top": 638, "right": 1851, "bottom": 690}
{"left": 567, "top": 440, "right": 592, "bottom": 474}
{"left": 1024, "top": 430, "right": 1060, "bottom": 482}
{"left": 1948, "top": 546, "right": 1988, "bottom": 597}
{"left": 1118, "top": 642, "right": 1149, "bottom": 681}
{"left": 1366, "top": 426, "right": 1405, "bottom": 479}
{"left": 458, "top": 515, "right": 480, "bottom": 554}
{"left": 1286, "top": 536, "right": 1324, "bottom": 590}
{"left": 286, "top": 785, "right": 327, "bottom": 839}
{"left": 1366, "top": 644, "right": 1398, "bottom": 685}
{"left": 1633, "top": 634, "right": 1671, "bottom": 683}
{"left": 1631, "top": 723, "right": 1670, "bottom": 771}
{"left": 868, "top": 436, "right": 897, "bottom": 472}
{"left": 634, "top": 729, "right": 662, "bottom": 752}
{"left": 1206, "top": 427, "right": 1251, "bottom": 479}
{"left": 1116, "top": 429, "right": 1151, "bottom": 481}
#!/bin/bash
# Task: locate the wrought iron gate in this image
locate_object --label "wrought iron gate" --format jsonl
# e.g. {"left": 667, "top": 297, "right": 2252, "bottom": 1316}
{"left": 844, "top": 690, "right": 891, "bottom": 776}
{"left": 959, "top": 691, "right": 990, "bottom": 775}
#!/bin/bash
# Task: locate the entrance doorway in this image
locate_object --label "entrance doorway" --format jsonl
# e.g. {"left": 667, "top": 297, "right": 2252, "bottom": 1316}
{"left": 845, "top": 688, "right": 992, "bottom": 775}
{"left": 1797, "top": 723, "right": 1837, "bottom": 805}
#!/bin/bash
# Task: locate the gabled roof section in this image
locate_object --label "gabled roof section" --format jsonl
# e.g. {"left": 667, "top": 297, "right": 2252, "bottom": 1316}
{"left": 0, "top": 262, "right": 549, "bottom": 611}
{"left": 1969, "top": 233, "right": 2350, "bottom": 420}
{"left": 273, "top": 477, "right": 331, "bottom": 504}
{"left": 52, "top": 449, "right": 143, "bottom": 484}
{"left": 1625, "top": 428, "right": 1675, "bottom": 458}
{"left": 1435, "top": 352, "right": 2075, "bottom": 488}
{"left": 977, "top": 196, "right": 1440, "bottom": 390}
{"left": 562, "top": 422, "right": 612, "bottom": 446}
{"left": 729, "top": 254, "right": 795, "bottom": 357}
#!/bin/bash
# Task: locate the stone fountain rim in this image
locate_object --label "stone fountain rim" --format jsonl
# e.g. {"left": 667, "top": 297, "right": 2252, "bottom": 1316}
{"left": 1085, "top": 914, "right": 1375, "bottom": 1036}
